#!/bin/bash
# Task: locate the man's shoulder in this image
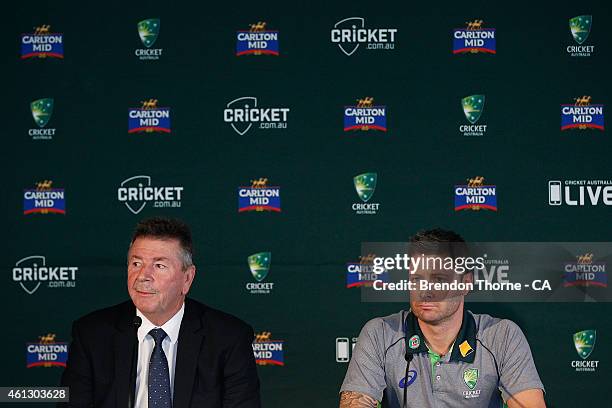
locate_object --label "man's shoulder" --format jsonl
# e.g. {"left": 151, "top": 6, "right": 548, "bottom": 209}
{"left": 469, "top": 311, "right": 527, "bottom": 344}
{"left": 360, "top": 310, "right": 405, "bottom": 343}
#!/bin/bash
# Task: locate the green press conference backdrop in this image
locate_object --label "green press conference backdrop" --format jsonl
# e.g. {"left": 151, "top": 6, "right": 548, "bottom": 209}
{"left": 3, "top": 0, "right": 612, "bottom": 406}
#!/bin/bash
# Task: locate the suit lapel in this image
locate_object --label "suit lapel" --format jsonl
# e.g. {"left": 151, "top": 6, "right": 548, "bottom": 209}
{"left": 173, "top": 299, "right": 206, "bottom": 408}
{"left": 113, "top": 302, "right": 137, "bottom": 408}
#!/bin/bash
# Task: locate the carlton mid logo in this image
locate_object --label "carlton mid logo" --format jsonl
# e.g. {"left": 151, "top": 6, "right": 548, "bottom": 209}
{"left": 567, "top": 15, "right": 594, "bottom": 57}
{"left": 238, "top": 178, "right": 281, "bottom": 212}
{"left": 26, "top": 334, "right": 68, "bottom": 368}
{"left": 561, "top": 96, "right": 604, "bottom": 131}
{"left": 135, "top": 18, "right": 162, "bottom": 60}
{"left": 453, "top": 20, "right": 496, "bottom": 54}
{"left": 128, "top": 99, "right": 171, "bottom": 133}
{"left": 346, "top": 254, "right": 388, "bottom": 288}
{"left": 224, "top": 97, "right": 290, "bottom": 135}
{"left": 23, "top": 180, "right": 65, "bottom": 215}
{"left": 331, "top": 17, "right": 397, "bottom": 56}
{"left": 563, "top": 253, "right": 607, "bottom": 288}
{"left": 344, "top": 97, "right": 387, "bottom": 132}
{"left": 13, "top": 255, "right": 78, "bottom": 295}
{"left": 117, "top": 175, "right": 183, "bottom": 214}
{"left": 460, "top": 95, "right": 487, "bottom": 136}
{"left": 549, "top": 180, "right": 612, "bottom": 206}
{"left": 236, "top": 22, "right": 279, "bottom": 56}
{"left": 21, "top": 25, "right": 63, "bottom": 59}
{"left": 29, "top": 98, "right": 56, "bottom": 140}
{"left": 454, "top": 176, "right": 497, "bottom": 211}
{"left": 252, "top": 331, "right": 284, "bottom": 366}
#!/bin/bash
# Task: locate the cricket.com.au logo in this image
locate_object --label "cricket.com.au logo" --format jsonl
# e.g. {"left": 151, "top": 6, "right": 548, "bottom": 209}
{"left": 454, "top": 176, "right": 497, "bottom": 212}
{"left": 238, "top": 178, "right": 281, "bottom": 212}
{"left": 135, "top": 18, "right": 162, "bottom": 60}
{"left": 331, "top": 17, "right": 397, "bottom": 56}
{"left": 563, "top": 253, "right": 607, "bottom": 288}
{"left": 236, "top": 21, "right": 279, "bottom": 56}
{"left": 560, "top": 96, "right": 604, "bottom": 131}
{"left": 117, "top": 175, "right": 183, "bottom": 214}
{"left": 23, "top": 180, "right": 65, "bottom": 215}
{"left": 21, "top": 25, "right": 63, "bottom": 59}
{"left": 252, "top": 331, "right": 284, "bottom": 366}
{"left": 571, "top": 329, "right": 599, "bottom": 372}
{"left": 352, "top": 172, "right": 380, "bottom": 215}
{"left": 460, "top": 95, "right": 487, "bottom": 136}
{"left": 548, "top": 179, "right": 612, "bottom": 207}
{"left": 224, "top": 97, "right": 290, "bottom": 135}
{"left": 13, "top": 255, "right": 78, "bottom": 295}
{"left": 246, "top": 252, "right": 274, "bottom": 294}
{"left": 128, "top": 99, "right": 171, "bottom": 133}
{"left": 29, "top": 98, "right": 56, "bottom": 140}
{"left": 344, "top": 97, "right": 387, "bottom": 132}
{"left": 567, "top": 15, "right": 594, "bottom": 57}
{"left": 453, "top": 20, "right": 495, "bottom": 54}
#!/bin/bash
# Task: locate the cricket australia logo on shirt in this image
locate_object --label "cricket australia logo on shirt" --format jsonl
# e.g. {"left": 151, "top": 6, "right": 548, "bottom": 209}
{"left": 462, "top": 368, "right": 481, "bottom": 398}
{"left": 454, "top": 176, "right": 497, "bottom": 212}
{"left": 571, "top": 329, "right": 599, "bottom": 372}
{"left": 344, "top": 97, "right": 387, "bottom": 132}
{"left": 561, "top": 96, "right": 604, "bottom": 131}
{"left": 460, "top": 95, "right": 487, "bottom": 136}
{"left": 236, "top": 21, "right": 279, "bottom": 56}
{"left": 29, "top": 98, "right": 56, "bottom": 140}
{"left": 246, "top": 252, "right": 274, "bottom": 294}
{"left": 224, "top": 97, "right": 290, "bottom": 135}
{"left": 21, "top": 25, "right": 64, "bottom": 59}
{"left": 453, "top": 20, "right": 496, "bottom": 54}
{"left": 352, "top": 173, "right": 380, "bottom": 215}
{"left": 331, "top": 17, "right": 398, "bottom": 56}
{"left": 567, "top": 15, "right": 594, "bottom": 57}
{"left": 135, "top": 18, "right": 162, "bottom": 60}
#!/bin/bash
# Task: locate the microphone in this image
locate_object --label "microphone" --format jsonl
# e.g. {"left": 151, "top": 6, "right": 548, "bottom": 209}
{"left": 403, "top": 349, "right": 413, "bottom": 408}
{"left": 128, "top": 316, "right": 142, "bottom": 408}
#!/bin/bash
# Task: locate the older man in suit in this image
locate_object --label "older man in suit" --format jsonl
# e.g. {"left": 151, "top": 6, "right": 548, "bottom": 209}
{"left": 60, "top": 217, "right": 261, "bottom": 407}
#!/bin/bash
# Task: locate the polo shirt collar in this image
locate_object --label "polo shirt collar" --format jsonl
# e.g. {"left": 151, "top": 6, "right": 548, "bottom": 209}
{"left": 404, "top": 308, "right": 477, "bottom": 363}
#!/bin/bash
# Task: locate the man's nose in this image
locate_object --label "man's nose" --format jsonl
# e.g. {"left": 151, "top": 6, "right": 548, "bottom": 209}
{"left": 137, "top": 263, "right": 155, "bottom": 280}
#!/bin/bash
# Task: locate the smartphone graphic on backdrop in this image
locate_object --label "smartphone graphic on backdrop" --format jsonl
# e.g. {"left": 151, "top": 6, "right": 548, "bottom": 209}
{"left": 336, "top": 338, "right": 350, "bottom": 362}
{"left": 549, "top": 181, "right": 562, "bottom": 205}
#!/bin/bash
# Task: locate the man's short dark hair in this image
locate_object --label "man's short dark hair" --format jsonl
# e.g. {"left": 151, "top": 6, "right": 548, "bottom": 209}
{"left": 408, "top": 228, "right": 468, "bottom": 258}
{"left": 130, "top": 217, "right": 193, "bottom": 269}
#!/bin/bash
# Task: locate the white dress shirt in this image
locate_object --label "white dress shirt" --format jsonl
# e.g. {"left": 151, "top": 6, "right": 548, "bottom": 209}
{"left": 134, "top": 303, "right": 185, "bottom": 407}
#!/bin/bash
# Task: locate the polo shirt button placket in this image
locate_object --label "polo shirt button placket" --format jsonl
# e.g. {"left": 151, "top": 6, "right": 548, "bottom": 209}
{"left": 435, "top": 375, "right": 441, "bottom": 381}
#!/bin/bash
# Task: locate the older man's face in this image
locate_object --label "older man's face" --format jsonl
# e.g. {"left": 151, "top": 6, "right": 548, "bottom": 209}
{"left": 127, "top": 237, "right": 195, "bottom": 325}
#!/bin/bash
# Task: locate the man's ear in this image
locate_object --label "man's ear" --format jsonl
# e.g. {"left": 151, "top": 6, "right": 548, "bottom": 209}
{"left": 182, "top": 265, "right": 196, "bottom": 294}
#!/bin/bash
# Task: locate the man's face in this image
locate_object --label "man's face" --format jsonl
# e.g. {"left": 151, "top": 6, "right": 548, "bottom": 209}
{"left": 408, "top": 254, "right": 471, "bottom": 325}
{"left": 127, "top": 237, "right": 195, "bottom": 324}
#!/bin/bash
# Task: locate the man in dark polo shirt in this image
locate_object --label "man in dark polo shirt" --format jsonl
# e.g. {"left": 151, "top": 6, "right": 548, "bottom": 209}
{"left": 339, "top": 229, "right": 546, "bottom": 408}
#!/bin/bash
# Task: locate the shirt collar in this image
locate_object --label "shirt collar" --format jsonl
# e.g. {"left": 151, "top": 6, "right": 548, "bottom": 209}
{"left": 136, "top": 302, "right": 185, "bottom": 344}
{"left": 404, "top": 308, "right": 477, "bottom": 363}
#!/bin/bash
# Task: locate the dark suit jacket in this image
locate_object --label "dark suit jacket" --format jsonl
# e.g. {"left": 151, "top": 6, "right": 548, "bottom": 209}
{"left": 60, "top": 298, "right": 261, "bottom": 407}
